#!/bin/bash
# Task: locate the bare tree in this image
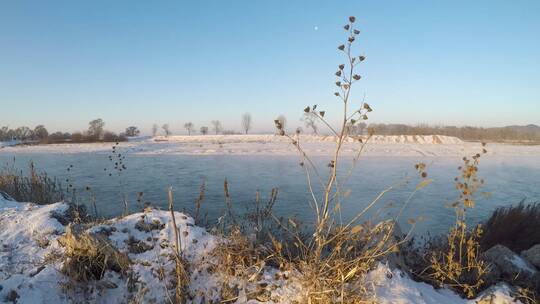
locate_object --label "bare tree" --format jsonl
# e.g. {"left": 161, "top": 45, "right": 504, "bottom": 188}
{"left": 88, "top": 118, "right": 105, "bottom": 140}
{"left": 15, "top": 126, "right": 32, "bottom": 140}
{"left": 211, "top": 120, "right": 222, "bottom": 135}
{"left": 357, "top": 122, "right": 367, "bottom": 135}
{"left": 200, "top": 126, "right": 209, "bottom": 135}
{"left": 162, "top": 124, "right": 171, "bottom": 137}
{"left": 276, "top": 115, "right": 287, "bottom": 132}
{"left": 302, "top": 112, "right": 318, "bottom": 134}
{"left": 151, "top": 124, "right": 159, "bottom": 137}
{"left": 184, "top": 122, "right": 195, "bottom": 135}
{"left": 33, "top": 125, "right": 49, "bottom": 141}
{"left": 125, "top": 126, "right": 140, "bottom": 137}
{"left": 241, "top": 113, "right": 252, "bottom": 134}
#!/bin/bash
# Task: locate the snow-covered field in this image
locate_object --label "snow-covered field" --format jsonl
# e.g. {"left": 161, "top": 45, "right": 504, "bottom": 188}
{"left": 1, "top": 134, "right": 539, "bottom": 157}
{"left": 0, "top": 195, "right": 522, "bottom": 303}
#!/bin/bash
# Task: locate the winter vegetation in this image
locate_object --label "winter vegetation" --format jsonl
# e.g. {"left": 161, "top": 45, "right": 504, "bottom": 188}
{"left": 0, "top": 119, "right": 128, "bottom": 145}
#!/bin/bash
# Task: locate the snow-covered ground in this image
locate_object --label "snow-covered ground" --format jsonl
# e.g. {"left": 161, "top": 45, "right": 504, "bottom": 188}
{"left": 0, "top": 195, "right": 523, "bottom": 303}
{"left": 1, "top": 134, "right": 539, "bottom": 157}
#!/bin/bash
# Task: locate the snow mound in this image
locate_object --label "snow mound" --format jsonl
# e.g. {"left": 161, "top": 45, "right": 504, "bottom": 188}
{"left": 367, "top": 263, "right": 521, "bottom": 304}
{"left": 0, "top": 198, "right": 525, "bottom": 303}
{"left": 155, "top": 134, "right": 463, "bottom": 145}
{"left": 0, "top": 197, "right": 69, "bottom": 303}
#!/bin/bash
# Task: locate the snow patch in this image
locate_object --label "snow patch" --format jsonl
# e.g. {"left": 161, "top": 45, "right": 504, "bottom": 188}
{"left": 0, "top": 198, "right": 525, "bottom": 303}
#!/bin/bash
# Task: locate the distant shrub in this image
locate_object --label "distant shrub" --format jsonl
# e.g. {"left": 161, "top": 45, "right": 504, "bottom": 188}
{"left": 71, "top": 132, "right": 84, "bottom": 142}
{"left": 125, "top": 126, "right": 140, "bottom": 137}
{"left": 480, "top": 202, "right": 540, "bottom": 252}
{"left": 102, "top": 131, "right": 126, "bottom": 142}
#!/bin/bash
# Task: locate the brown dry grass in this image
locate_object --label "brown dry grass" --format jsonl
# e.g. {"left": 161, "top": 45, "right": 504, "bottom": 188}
{"left": 0, "top": 161, "right": 64, "bottom": 204}
{"left": 480, "top": 201, "right": 540, "bottom": 253}
{"left": 58, "top": 224, "right": 130, "bottom": 282}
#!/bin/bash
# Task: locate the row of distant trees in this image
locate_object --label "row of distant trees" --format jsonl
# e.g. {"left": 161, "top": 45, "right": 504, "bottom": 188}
{"left": 4, "top": 115, "right": 537, "bottom": 143}
{"left": 151, "top": 116, "right": 540, "bottom": 143}
{"left": 152, "top": 113, "right": 258, "bottom": 137}
{"left": 153, "top": 113, "right": 301, "bottom": 137}
{"left": 368, "top": 123, "right": 540, "bottom": 142}
{"left": 0, "top": 119, "right": 133, "bottom": 144}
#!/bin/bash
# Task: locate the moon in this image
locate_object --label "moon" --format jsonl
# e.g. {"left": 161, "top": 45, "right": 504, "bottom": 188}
{"left": 314, "top": 26, "right": 318, "bottom": 31}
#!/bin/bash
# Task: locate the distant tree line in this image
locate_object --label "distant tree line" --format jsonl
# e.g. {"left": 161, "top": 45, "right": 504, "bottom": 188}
{"left": 0, "top": 118, "right": 137, "bottom": 144}
{"left": 367, "top": 123, "right": 540, "bottom": 142}
{"left": 5, "top": 115, "right": 537, "bottom": 144}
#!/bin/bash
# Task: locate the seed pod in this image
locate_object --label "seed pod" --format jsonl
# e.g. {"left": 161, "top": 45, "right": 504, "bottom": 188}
{"left": 319, "top": 111, "right": 325, "bottom": 117}
{"left": 335, "top": 70, "right": 342, "bottom": 77}
{"left": 304, "top": 106, "right": 310, "bottom": 113}
{"left": 334, "top": 92, "right": 340, "bottom": 96}
{"left": 338, "top": 64, "right": 345, "bottom": 70}
{"left": 349, "top": 16, "right": 356, "bottom": 23}
{"left": 354, "top": 29, "right": 360, "bottom": 35}
{"left": 359, "top": 55, "right": 366, "bottom": 61}
{"left": 344, "top": 24, "right": 350, "bottom": 30}
{"left": 335, "top": 81, "right": 341, "bottom": 86}
{"left": 353, "top": 74, "right": 361, "bottom": 80}
{"left": 338, "top": 44, "right": 345, "bottom": 51}
{"left": 348, "top": 36, "right": 355, "bottom": 43}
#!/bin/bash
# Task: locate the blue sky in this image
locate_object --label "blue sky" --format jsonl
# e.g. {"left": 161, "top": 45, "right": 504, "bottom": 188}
{"left": 1, "top": 1, "right": 539, "bottom": 134}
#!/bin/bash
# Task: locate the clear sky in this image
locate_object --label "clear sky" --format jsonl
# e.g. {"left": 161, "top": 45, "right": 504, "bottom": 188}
{"left": 1, "top": 0, "right": 539, "bottom": 134}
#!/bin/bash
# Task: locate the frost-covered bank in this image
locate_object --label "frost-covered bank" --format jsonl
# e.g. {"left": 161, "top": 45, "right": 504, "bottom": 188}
{"left": 3, "top": 134, "right": 540, "bottom": 157}
{"left": 0, "top": 195, "right": 525, "bottom": 303}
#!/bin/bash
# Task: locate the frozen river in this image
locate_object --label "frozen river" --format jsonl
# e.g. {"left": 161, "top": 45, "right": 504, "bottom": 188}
{"left": 1, "top": 136, "right": 539, "bottom": 235}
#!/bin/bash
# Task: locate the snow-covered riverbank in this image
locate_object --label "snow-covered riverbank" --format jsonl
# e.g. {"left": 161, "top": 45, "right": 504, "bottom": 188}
{"left": 1, "top": 134, "right": 539, "bottom": 158}
{"left": 0, "top": 195, "right": 523, "bottom": 303}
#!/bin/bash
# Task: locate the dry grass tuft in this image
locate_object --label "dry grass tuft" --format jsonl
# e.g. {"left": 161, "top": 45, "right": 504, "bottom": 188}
{"left": 213, "top": 228, "right": 265, "bottom": 279}
{"left": 167, "top": 188, "right": 190, "bottom": 304}
{"left": 266, "top": 16, "right": 412, "bottom": 302}
{"left": 58, "top": 224, "right": 130, "bottom": 282}
{"left": 407, "top": 147, "right": 490, "bottom": 299}
{"left": 480, "top": 201, "right": 540, "bottom": 253}
{"left": 0, "top": 161, "right": 64, "bottom": 204}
